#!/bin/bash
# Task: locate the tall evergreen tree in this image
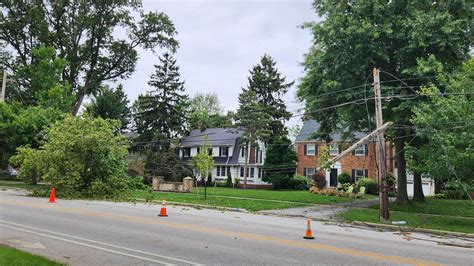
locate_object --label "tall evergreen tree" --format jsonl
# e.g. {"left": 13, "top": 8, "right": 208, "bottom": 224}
{"left": 246, "top": 54, "right": 293, "bottom": 142}
{"left": 132, "top": 53, "right": 188, "bottom": 150}
{"left": 235, "top": 89, "right": 271, "bottom": 188}
{"left": 85, "top": 85, "right": 131, "bottom": 131}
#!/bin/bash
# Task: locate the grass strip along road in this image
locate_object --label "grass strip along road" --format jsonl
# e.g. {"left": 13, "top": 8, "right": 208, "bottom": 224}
{"left": 340, "top": 199, "right": 474, "bottom": 233}
{"left": 0, "top": 245, "right": 65, "bottom": 266}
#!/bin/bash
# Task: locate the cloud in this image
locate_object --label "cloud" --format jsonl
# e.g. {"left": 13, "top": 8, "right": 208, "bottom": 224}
{"left": 121, "top": 0, "right": 317, "bottom": 127}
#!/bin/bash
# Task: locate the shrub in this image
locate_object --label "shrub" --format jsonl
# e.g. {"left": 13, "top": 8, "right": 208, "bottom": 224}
{"left": 291, "top": 175, "right": 312, "bottom": 190}
{"left": 355, "top": 178, "right": 378, "bottom": 195}
{"left": 226, "top": 174, "right": 232, "bottom": 187}
{"left": 443, "top": 180, "right": 470, "bottom": 199}
{"left": 337, "top": 172, "right": 351, "bottom": 185}
{"left": 215, "top": 181, "right": 229, "bottom": 187}
{"left": 337, "top": 183, "right": 352, "bottom": 192}
{"left": 10, "top": 116, "right": 132, "bottom": 199}
{"left": 312, "top": 171, "right": 326, "bottom": 189}
{"left": 271, "top": 174, "right": 291, "bottom": 189}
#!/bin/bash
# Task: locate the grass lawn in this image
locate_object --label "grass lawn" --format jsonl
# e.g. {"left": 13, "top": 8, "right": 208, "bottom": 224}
{"left": 0, "top": 245, "right": 65, "bottom": 266}
{"left": 340, "top": 198, "right": 474, "bottom": 233}
{"left": 133, "top": 186, "right": 375, "bottom": 212}
{"left": 133, "top": 189, "right": 301, "bottom": 211}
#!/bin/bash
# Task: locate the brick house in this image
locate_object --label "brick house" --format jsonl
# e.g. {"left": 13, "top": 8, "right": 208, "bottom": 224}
{"left": 295, "top": 119, "right": 385, "bottom": 187}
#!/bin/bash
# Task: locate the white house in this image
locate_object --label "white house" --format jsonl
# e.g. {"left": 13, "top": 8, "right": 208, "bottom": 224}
{"left": 179, "top": 128, "right": 269, "bottom": 187}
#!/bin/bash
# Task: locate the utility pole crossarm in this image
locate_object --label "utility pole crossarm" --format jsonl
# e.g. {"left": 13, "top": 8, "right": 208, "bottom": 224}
{"left": 325, "top": 122, "right": 393, "bottom": 165}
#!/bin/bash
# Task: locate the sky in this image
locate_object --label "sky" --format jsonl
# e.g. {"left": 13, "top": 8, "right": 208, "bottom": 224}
{"left": 121, "top": 0, "right": 318, "bottom": 128}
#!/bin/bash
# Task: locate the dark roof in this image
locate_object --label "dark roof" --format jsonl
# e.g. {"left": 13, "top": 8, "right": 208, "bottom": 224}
{"left": 295, "top": 119, "right": 366, "bottom": 142}
{"left": 181, "top": 128, "right": 244, "bottom": 147}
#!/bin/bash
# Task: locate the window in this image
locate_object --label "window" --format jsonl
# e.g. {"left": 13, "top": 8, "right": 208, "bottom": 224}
{"left": 217, "top": 166, "right": 226, "bottom": 177}
{"left": 354, "top": 145, "right": 366, "bottom": 156}
{"left": 304, "top": 168, "right": 315, "bottom": 178}
{"left": 329, "top": 144, "right": 339, "bottom": 155}
{"left": 250, "top": 167, "right": 255, "bottom": 178}
{"left": 257, "top": 168, "right": 263, "bottom": 178}
{"left": 353, "top": 169, "right": 368, "bottom": 181}
{"left": 241, "top": 147, "right": 246, "bottom": 157}
{"left": 219, "top": 147, "right": 229, "bottom": 157}
{"left": 226, "top": 167, "right": 231, "bottom": 177}
{"left": 256, "top": 148, "right": 263, "bottom": 163}
{"left": 305, "top": 144, "right": 316, "bottom": 156}
{"left": 182, "top": 147, "right": 191, "bottom": 157}
{"left": 240, "top": 167, "right": 244, "bottom": 177}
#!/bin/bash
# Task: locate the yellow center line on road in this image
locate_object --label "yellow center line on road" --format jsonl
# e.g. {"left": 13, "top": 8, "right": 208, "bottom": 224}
{"left": 1, "top": 199, "right": 438, "bottom": 266}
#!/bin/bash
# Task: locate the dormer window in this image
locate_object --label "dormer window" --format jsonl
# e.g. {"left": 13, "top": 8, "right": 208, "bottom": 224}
{"left": 219, "top": 146, "right": 229, "bottom": 157}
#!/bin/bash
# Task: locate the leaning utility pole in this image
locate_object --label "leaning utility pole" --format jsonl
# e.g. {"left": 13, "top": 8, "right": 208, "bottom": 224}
{"left": 0, "top": 68, "right": 6, "bottom": 102}
{"left": 373, "top": 68, "right": 389, "bottom": 221}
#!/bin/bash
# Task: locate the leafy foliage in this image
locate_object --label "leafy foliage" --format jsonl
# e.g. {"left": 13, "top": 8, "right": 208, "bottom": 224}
{"left": 406, "top": 60, "right": 474, "bottom": 188}
{"left": 337, "top": 172, "right": 351, "bottom": 185}
{"left": 188, "top": 92, "right": 232, "bottom": 130}
{"left": 298, "top": 1, "right": 472, "bottom": 204}
{"left": 0, "top": 102, "right": 64, "bottom": 168}
{"left": 10, "top": 116, "right": 132, "bottom": 198}
{"left": 1, "top": 0, "right": 178, "bottom": 115}
{"left": 355, "top": 178, "right": 378, "bottom": 195}
{"left": 85, "top": 85, "right": 131, "bottom": 131}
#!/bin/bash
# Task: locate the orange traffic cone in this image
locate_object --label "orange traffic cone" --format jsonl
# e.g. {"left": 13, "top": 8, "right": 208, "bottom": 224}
{"left": 158, "top": 198, "right": 168, "bottom": 217}
{"left": 303, "top": 219, "right": 315, "bottom": 239}
{"left": 49, "top": 186, "right": 56, "bottom": 203}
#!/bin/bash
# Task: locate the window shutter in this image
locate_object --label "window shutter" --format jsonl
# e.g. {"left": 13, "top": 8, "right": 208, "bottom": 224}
{"left": 351, "top": 169, "right": 356, "bottom": 183}
{"left": 315, "top": 144, "right": 318, "bottom": 155}
{"left": 365, "top": 144, "right": 369, "bottom": 156}
{"left": 304, "top": 144, "right": 307, "bottom": 155}
{"left": 219, "top": 147, "right": 221, "bottom": 157}
{"left": 304, "top": 168, "right": 307, "bottom": 177}
{"left": 364, "top": 169, "right": 369, "bottom": 178}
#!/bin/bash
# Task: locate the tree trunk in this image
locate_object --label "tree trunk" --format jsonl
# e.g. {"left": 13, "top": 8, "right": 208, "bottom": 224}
{"left": 204, "top": 170, "right": 207, "bottom": 199}
{"left": 394, "top": 138, "right": 410, "bottom": 205}
{"left": 243, "top": 142, "right": 248, "bottom": 189}
{"left": 413, "top": 171, "right": 425, "bottom": 202}
{"left": 72, "top": 92, "right": 85, "bottom": 116}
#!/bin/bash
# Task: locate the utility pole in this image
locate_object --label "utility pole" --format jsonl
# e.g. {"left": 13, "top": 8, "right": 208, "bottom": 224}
{"left": 373, "top": 68, "right": 389, "bottom": 222}
{"left": 0, "top": 68, "right": 6, "bottom": 102}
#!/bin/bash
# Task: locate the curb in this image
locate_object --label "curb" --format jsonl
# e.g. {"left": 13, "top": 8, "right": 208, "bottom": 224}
{"left": 134, "top": 198, "right": 250, "bottom": 213}
{"left": 352, "top": 221, "right": 474, "bottom": 239}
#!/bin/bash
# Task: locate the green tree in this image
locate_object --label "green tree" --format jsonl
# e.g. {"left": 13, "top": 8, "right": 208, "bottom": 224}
{"left": 0, "top": 102, "right": 64, "bottom": 170}
{"left": 407, "top": 60, "right": 474, "bottom": 194}
{"left": 190, "top": 137, "right": 215, "bottom": 199}
{"left": 10, "top": 116, "right": 131, "bottom": 198}
{"left": 246, "top": 54, "right": 293, "bottom": 141}
{"left": 85, "top": 85, "right": 131, "bottom": 131}
{"left": 7, "top": 46, "right": 74, "bottom": 111}
{"left": 1, "top": 0, "right": 178, "bottom": 115}
{"left": 235, "top": 89, "right": 271, "bottom": 189}
{"left": 297, "top": 1, "right": 472, "bottom": 204}
{"left": 132, "top": 53, "right": 188, "bottom": 150}
{"left": 188, "top": 92, "right": 232, "bottom": 130}
{"left": 263, "top": 136, "right": 297, "bottom": 188}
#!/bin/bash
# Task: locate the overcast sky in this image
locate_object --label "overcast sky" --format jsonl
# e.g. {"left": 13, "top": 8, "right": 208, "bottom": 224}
{"left": 122, "top": 0, "right": 318, "bottom": 127}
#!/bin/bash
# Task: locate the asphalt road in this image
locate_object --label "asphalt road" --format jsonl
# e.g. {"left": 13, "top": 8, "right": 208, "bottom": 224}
{"left": 0, "top": 191, "right": 472, "bottom": 265}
